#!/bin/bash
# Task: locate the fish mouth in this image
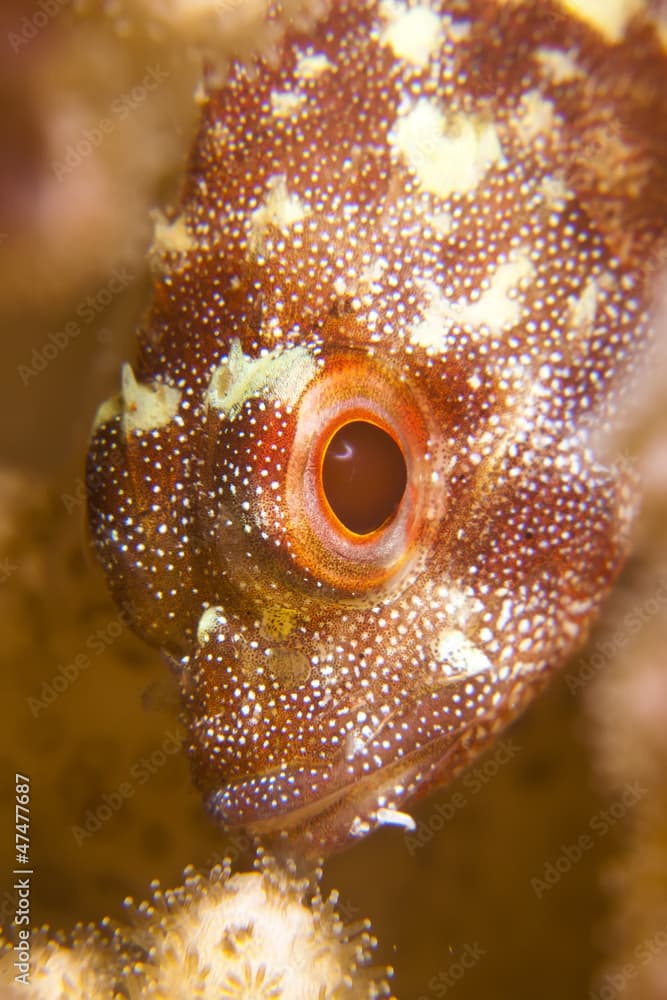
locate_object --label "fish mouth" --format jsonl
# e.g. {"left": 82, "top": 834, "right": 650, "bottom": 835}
{"left": 203, "top": 668, "right": 546, "bottom": 855}
{"left": 204, "top": 716, "right": 482, "bottom": 856}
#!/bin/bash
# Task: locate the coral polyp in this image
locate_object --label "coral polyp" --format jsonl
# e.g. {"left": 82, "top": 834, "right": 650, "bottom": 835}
{"left": 0, "top": 856, "right": 392, "bottom": 998}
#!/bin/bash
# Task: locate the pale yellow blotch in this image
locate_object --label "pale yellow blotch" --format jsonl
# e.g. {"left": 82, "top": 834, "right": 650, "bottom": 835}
{"left": 379, "top": 0, "right": 443, "bottom": 68}
{"left": 197, "top": 606, "right": 226, "bottom": 646}
{"left": 411, "top": 255, "right": 535, "bottom": 348}
{"left": 463, "top": 257, "right": 535, "bottom": 330}
{"left": 391, "top": 99, "right": 505, "bottom": 200}
{"left": 515, "top": 89, "right": 556, "bottom": 142}
{"left": 121, "top": 364, "right": 182, "bottom": 434}
{"left": 294, "top": 50, "right": 333, "bottom": 81}
{"left": 247, "top": 175, "right": 308, "bottom": 258}
{"left": 560, "top": 277, "right": 600, "bottom": 366}
{"left": 409, "top": 283, "right": 449, "bottom": 349}
{"left": 554, "top": 0, "right": 643, "bottom": 44}
{"left": 271, "top": 89, "right": 307, "bottom": 118}
{"left": 358, "top": 255, "right": 389, "bottom": 291}
{"left": 435, "top": 628, "right": 492, "bottom": 677}
{"left": 535, "top": 46, "right": 585, "bottom": 84}
{"left": 431, "top": 210, "right": 454, "bottom": 236}
{"left": 570, "top": 277, "right": 599, "bottom": 331}
{"left": 150, "top": 211, "right": 194, "bottom": 270}
{"left": 261, "top": 605, "right": 298, "bottom": 642}
{"left": 205, "top": 339, "right": 317, "bottom": 418}
{"left": 333, "top": 275, "right": 348, "bottom": 298}
{"left": 539, "top": 174, "right": 574, "bottom": 210}
{"left": 91, "top": 393, "right": 122, "bottom": 434}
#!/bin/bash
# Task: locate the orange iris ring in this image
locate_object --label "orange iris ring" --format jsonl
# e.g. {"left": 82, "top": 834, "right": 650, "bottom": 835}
{"left": 284, "top": 354, "right": 434, "bottom": 595}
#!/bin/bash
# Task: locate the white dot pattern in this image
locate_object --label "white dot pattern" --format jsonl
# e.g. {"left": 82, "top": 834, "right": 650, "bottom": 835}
{"left": 86, "top": 0, "right": 667, "bottom": 853}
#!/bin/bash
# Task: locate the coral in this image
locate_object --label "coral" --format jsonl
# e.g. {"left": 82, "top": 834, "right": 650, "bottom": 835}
{"left": 1, "top": 2, "right": 186, "bottom": 310}
{"left": 2, "top": 0, "right": 327, "bottom": 311}
{"left": 0, "top": 856, "right": 392, "bottom": 999}
{"left": 83, "top": 0, "right": 332, "bottom": 77}
{"left": 584, "top": 392, "right": 667, "bottom": 1000}
{"left": 0, "top": 927, "right": 121, "bottom": 999}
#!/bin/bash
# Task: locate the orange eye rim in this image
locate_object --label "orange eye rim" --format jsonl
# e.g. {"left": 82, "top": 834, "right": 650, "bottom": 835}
{"left": 284, "top": 351, "right": 437, "bottom": 594}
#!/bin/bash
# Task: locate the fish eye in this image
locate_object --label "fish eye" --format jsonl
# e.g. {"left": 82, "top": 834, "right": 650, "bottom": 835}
{"left": 281, "top": 351, "right": 436, "bottom": 594}
{"left": 321, "top": 420, "right": 407, "bottom": 535}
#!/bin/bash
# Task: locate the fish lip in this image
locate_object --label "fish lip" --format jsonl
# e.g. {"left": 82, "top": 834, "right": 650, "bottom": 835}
{"left": 202, "top": 667, "right": 541, "bottom": 850}
{"left": 204, "top": 723, "right": 473, "bottom": 850}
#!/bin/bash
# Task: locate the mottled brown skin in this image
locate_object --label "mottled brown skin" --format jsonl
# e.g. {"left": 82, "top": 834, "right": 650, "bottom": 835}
{"left": 87, "top": 0, "right": 667, "bottom": 854}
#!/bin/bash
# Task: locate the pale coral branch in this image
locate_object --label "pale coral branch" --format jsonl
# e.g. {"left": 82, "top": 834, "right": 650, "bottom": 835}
{"left": 0, "top": 853, "right": 393, "bottom": 999}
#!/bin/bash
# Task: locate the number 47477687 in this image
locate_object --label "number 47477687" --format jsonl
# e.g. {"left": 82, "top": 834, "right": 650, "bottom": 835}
{"left": 15, "top": 774, "right": 30, "bottom": 867}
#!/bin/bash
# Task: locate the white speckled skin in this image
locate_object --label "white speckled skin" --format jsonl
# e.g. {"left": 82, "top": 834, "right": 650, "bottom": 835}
{"left": 87, "top": 0, "right": 667, "bottom": 854}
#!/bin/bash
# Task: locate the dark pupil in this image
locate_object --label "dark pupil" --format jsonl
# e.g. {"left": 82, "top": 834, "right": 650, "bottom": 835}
{"left": 321, "top": 421, "right": 407, "bottom": 535}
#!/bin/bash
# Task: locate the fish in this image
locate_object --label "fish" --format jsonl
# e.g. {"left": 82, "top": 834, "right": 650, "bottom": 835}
{"left": 86, "top": 0, "right": 667, "bottom": 856}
